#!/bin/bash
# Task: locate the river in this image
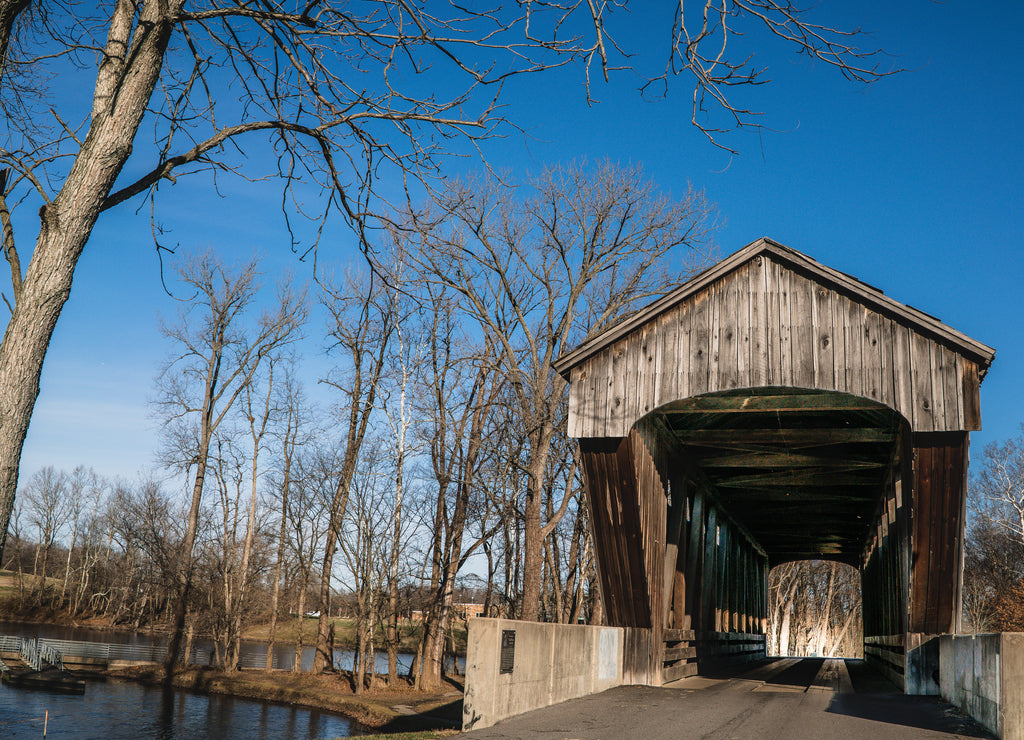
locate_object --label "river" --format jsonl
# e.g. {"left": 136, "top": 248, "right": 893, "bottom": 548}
{"left": 0, "top": 620, "right": 462, "bottom": 673}
{"left": 0, "top": 678, "right": 361, "bottom": 739}
{"left": 0, "top": 620, "right": 449, "bottom": 739}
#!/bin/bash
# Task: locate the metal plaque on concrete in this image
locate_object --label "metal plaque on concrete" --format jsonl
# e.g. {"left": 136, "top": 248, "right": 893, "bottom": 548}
{"left": 500, "top": 629, "right": 515, "bottom": 674}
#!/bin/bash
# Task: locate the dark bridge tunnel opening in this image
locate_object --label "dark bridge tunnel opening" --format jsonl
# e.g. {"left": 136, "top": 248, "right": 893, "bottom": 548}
{"left": 658, "top": 386, "right": 909, "bottom": 570}
{"left": 581, "top": 387, "right": 920, "bottom": 683}
{"left": 649, "top": 388, "right": 911, "bottom": 673}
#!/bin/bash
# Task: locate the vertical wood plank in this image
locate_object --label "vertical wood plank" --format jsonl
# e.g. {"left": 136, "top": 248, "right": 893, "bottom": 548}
{"left": 843, "top": 295, "right": 863, "bottom": 397}
{"left": 685, "top": 485, "right": 707, "bottom": 632}
{"left": 942, "top": 345, "right": 960, "bottom": 432}
{"left": 934, "top": 442, "right": 954, "bottom": 632}
{"left": 736, "top": 265, "right": 751, "bottom": 388}
{"left": 910, "top": 443, "right": 933, "bottom": 632}
{"left": 790, "top": 271, "right": 815, "bottom": 388}
{"left": 702, "top": 506, "right": 719, "bottom": 634}
{"left": 953, "top": 353, "right": 965, "bottom": 431}
{"left": 588, "top": 353, "right": 609, "bottom": 438}
{"left": 714, "top": 517, "right": 729, "bottom": 631}
{"left": 777, "top": 265, "right": 793, "bottom": 386}
{"left": 690, "top": 288, "right": 710, "bottom": 397}
{"left": 749, "top": 256, "right": 769, "bottom": 386}
{"left": 718, "top": 271, "right": 740, "bottom": 390}
{"left": 616, "top": 436, "right": 652, "bottom": 627}
{"left": 929, "top": 339, "right": 947, "bottom": 432}
{"left": 568, "top": 366, "right": 585, "bottom": 438}
{"left": 961, "top": 360, "right": 981, "bottom": 431}
{"left": 657, "top": 308, "right": 679, "bottom": 409}
{"left": 764, "top": 257, "right": 778, "bottom": 385}
{"left": 624, "top": 330, "right": 642, "bottom": 432}
{"left": 879, "top": 317, "right": 896, "bottom": 412}
{"left": 708, "top": 282, "right": 723, "bottom": 393}
{"left": 861, "top": 307, "right": 883, "bottom": 402}
{"left": 894, "top": 323, "right": 914, "bottom": 427}
{"left": 910, "top": 332, "right": 935, "bottom": 433}
{"left": 677, "top": 301, "right": 692, "bottom": 402}
{"left": 831, "top": 289, "right": 847, "bottom": 393}
{"left": 812, "top": 284, "right": 834, "bottom": 391}
{"left": 641, "top": 321, "right": 659, "bottom": 418}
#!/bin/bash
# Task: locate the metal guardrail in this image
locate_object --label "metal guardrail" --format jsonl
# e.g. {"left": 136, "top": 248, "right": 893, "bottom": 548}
{"left": 1, "top": 635, "right": 285, "bottom": 669}
{"left": 1, "top": 635, "right": 167, "bottom": 665}
{"left": 21, "top": 638, "right": 42, "bottom": 671}
{"left": 188, "top": 645, "right": 276, "bottom": 669}
{"left": 36, "top": 637, "right": 167, "bottom": 664}
{"left": 38, "top": 642, "right": 64, "bottom": 672}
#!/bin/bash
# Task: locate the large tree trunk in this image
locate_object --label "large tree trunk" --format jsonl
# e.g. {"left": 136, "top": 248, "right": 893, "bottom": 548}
{"left": 0, "top": 0, "right": 179, "bottom": 560}
{"left": 520, "top": 423, "right": 556, "bottom": 621}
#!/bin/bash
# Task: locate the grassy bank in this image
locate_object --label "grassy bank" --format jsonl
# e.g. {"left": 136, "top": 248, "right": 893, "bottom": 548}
{"left": 108, "top": 665, "right": 464, "bottom": 734}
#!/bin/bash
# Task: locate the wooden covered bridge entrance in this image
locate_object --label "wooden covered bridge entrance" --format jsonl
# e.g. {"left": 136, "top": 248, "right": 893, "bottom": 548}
{"left": 553, "top": 238, "right": 995, "bottom": 691}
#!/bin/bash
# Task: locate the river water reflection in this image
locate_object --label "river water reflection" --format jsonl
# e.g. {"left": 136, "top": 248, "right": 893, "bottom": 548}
{"left": 0, "top": 621, "right": 443, "bottom": 739}
{"left": 0, "top": 679, "right": 360, "bottom": 739}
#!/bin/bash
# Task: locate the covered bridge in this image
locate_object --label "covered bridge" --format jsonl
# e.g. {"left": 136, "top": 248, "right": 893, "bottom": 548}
{"left": 553, "top": 238, "right": 995, "bottom": 690}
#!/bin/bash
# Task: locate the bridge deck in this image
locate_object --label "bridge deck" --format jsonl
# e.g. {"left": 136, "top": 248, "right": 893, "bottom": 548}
{"left": 459, "top": 658, "right": 993, "bottom": 739}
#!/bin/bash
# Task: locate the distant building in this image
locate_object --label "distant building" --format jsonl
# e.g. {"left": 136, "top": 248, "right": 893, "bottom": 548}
{"left": 411, "top": 603, "right": 486, "bottom": 621}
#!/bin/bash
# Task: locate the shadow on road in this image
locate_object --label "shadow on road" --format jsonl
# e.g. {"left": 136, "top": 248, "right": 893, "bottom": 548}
{"left": 823, "top": 660, "right": 994, "bottom": 739}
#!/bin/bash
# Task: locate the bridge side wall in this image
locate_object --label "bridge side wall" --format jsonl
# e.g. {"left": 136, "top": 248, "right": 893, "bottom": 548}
{"left": 909, "top": 431, "right": 970, "bottom": 634}
{"left": 579, "top": 422, "right": 769, "bottom": 682}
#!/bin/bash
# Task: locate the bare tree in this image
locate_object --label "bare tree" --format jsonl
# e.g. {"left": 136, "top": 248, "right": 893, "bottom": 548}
{"left": 965, "top": 430, "right": 1024, "bottom": 631}
{"left": 312, "top": 271, "right": 394, "bottom": 673}
{"left": 412, "top": 161, "right": 714, "bottom": 620}
{"left": 412, "top": 290, "right": 503, "bottom": 690}
{"left": 155, "top": 252, "right": 304, "bottom": 666}
{"left": 265, "top": 363, "right": 312, "bottom": 670}
{"left": 336, "top": 438, "right": 391, "bottom": 693}
{"left": 768, "top": 560, "right": 861, "bottom": 658}
{"left": 0, "top": 0, "right": 902, "bottom": 562}
{"left": 21, "top": 466, "right": 70, "bottom": 593}
{"left": 971, "top": 431, "right": 1024, "bottom": 552}
{"left": 59, "top": 466, "right": 100, "bottom": 603}
{"left": 286, "top": 445, "right": 334, "bottom": 672}
{"left": 379, "top": 266, "right": 424, "bottom": 686}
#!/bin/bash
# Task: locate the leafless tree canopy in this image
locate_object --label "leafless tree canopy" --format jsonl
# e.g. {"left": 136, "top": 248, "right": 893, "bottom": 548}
{"left": 0, "top": 0, "right": 901, "bottom": 562}
{"left": 965, "top": 430, "right": 1024, "bottom": 632}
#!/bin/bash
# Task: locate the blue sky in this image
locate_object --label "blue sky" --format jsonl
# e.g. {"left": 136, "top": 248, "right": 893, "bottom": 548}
{"left": 17, "top": 1, "right": 1024, "bottom": 483}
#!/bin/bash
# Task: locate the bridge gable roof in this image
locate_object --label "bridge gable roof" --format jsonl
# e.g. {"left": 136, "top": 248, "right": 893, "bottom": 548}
{"left": 555, "top": 238, "right": 995, "bottom": 437}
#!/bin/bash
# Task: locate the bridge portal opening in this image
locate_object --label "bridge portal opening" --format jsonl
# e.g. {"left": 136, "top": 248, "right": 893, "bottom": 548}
{"left": 767, "top": 560, "right": 862, "bottom": 658}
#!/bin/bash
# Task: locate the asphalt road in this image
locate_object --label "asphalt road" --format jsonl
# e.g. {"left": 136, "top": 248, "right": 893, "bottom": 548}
{"left": 458, "top": 658, "right": 994, "bottom": 739}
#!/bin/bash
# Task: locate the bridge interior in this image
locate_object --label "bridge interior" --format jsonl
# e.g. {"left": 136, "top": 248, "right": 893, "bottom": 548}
{"left": 658, "top": 387, "right": 904, "bottom": 567}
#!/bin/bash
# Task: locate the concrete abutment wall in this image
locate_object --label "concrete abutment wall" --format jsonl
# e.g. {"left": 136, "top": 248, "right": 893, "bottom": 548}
{"left": 462, "top": 618, "right": 628, "bottom": 732}
{"left": 939, "top": 633, "right": 1024, "bottom": 740}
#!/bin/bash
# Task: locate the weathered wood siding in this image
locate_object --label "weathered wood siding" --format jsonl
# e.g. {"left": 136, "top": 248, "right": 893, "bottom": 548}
{"left": 578, "top": 428, "right": 668, "bottom": 633}
{"left": 908, "top": 431, "right": 969, "bottom": 634}
{"left": 568, "top": 254, "right": 983, "bottom": 438}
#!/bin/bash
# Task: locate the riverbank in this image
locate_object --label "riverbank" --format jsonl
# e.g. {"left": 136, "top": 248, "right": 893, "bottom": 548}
{"left": 107, "top": 664, "right": 464, "bottom": 735}
{"left": 0, "top": 575, "right": 468, "bottom": 657}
